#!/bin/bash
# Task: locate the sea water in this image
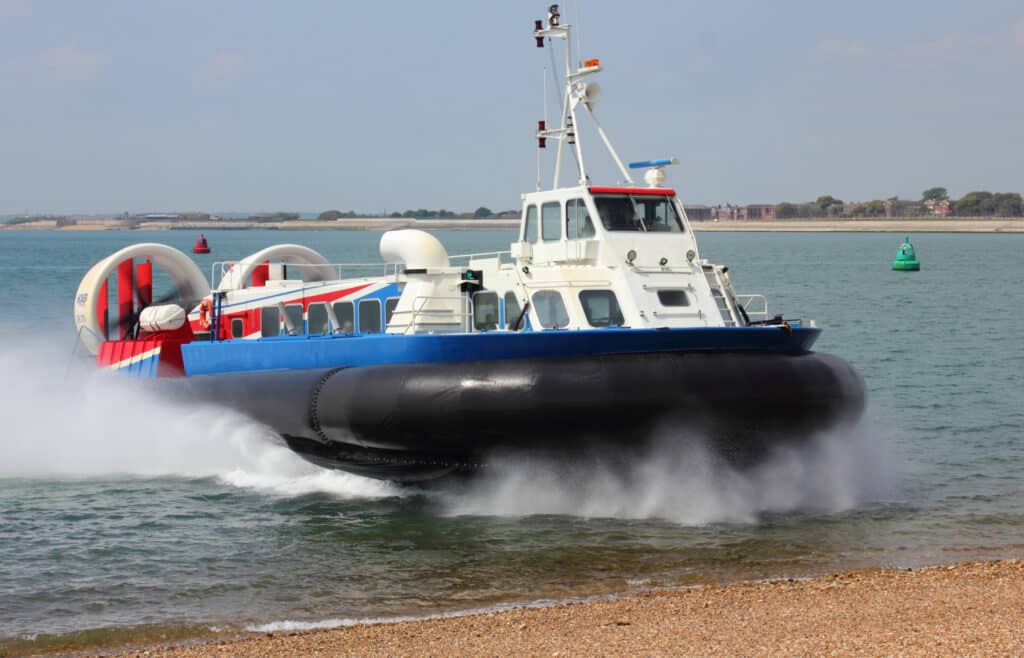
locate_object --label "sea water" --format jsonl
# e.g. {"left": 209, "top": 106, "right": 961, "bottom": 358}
{"left": 1, "top": 229, "right": 1022, "bottom": 649}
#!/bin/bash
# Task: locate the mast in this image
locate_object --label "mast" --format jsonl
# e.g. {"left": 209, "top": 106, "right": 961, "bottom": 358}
{"left": 533, "top": 4, "right": 633, "bottom": 190}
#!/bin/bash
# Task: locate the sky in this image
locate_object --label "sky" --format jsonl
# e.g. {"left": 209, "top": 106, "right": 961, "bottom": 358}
{"left": 1, "top": 0, "right": 1022, "bottom": 214}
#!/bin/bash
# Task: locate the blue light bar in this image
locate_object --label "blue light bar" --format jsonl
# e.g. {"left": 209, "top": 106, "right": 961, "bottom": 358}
{"left": 628, "top": 158, "right": 678, "bottom": 169}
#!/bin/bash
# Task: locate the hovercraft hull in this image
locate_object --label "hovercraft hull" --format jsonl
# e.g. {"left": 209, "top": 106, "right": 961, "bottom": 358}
{"left": 176, "top": 350, "right": 865, "bottom": 481}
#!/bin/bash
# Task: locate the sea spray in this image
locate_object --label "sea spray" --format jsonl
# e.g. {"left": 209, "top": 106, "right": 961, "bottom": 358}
{"left": 0, "top": 341, "right": 397, "bottom": 499}
{"left": 439, "top": 423, "right": 892, "bottom": 524}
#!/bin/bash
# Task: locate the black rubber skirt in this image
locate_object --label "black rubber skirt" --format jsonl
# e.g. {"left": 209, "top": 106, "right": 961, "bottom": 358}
{"left": 175, "top": 351, "right": 865, "bottom": 481}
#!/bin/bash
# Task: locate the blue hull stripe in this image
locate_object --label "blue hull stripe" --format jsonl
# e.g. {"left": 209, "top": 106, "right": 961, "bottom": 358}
{"left": 182, "top": 326, "right": 821, "bottom": 377}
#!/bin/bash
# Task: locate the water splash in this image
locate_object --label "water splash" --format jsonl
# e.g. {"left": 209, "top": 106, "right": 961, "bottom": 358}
{"left": 0, "top": 341, "right": 889, "bottom": 514}
{"left": 441, "top": 424, "right": 891, "bottom": 525}
{"left": 0, "top": 341, "right": 396, "bottom": 499}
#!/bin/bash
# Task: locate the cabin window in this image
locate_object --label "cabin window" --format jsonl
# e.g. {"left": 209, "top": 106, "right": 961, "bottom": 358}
{"left": 594, "top": 195, "right": 683, "bottom": 232}
{"left": 579, "top": 290, "right": 625, "bottom": 327}
{"left": 532, "top": 290, "right": 570, "bottom": 329}
{"left": 523, "top": 205, "right": 538, "bottom": 243}
{"left": 231, "top": 317, "right": 245, "bottom": 339}
{"left": 566, "top": 198, "right": 596, "bottom": 239}
{"left": 358, "top": 299, "right": 382, "bottom": 334}
{"left": 472, "top": 291, "right": 499, "bottom": 331}
{"left": 504, "top": 292, "right": 523, "bottom": 330}
{"left": 283, "top": 304, "right": 304, "bottom": 335}
{"left": 385, "top": 297, "right": 399, "bottom": 327}
{"left": 657, "top": 290, "right": 690, "bottom": 307}
{"left": 308, "top": 302, "right": 330, "bottom": 335}
{"left": 541, "top": 202, "right": 561, "bottom": 241}
{"left": 635, "top": 197, "right": 684, "bottom": 233}
{"left": 260, "top": 306, "right": 280, "bottom": 338}
{"left": 332, "top": 301, "right": 354, "bottom": 334}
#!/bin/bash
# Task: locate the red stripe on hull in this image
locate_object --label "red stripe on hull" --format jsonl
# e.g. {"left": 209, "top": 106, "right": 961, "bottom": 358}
{"left": 97, "top": 338, "right": 186, "bottom": 377}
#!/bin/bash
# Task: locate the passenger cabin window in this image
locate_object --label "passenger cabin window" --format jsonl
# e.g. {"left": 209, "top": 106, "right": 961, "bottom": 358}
{"left": 283, "top": 304, "right": 304, "bottom": 335}
{"left": 541, "top": 202, "right": 561, "bottom": 242}
{"left": 504, "top": 292, "right": 523, "bottom": 330}
{"left": 594, "top": 194, "right": 683, "bottom": 233}
{"left": 532, "top": 290, "right": 570, "bottom": 329}
{"left": 579, "top": 290, "right": 625, "bottom": 327}
{"left": 308, "top": 302, "right": 329, "bottom": 335}
{"left": 231, "top": 317, "right": 245, "bottom": 339}
{"left": 473, "top": 291, "right": 499, "bottom": 331}
{"left": 566, "top": 198, "right": 595, "bottom": 239}
{"left": 657, "top": 290, "right": 690, "bottom": 307}
{"left": 523, "top": 205, "right": 538, "bottom": 243}
{"left": 332, "top": 301, "right": 354, "bottom": 334}
{"left": 260, "top": 306, "right": 280, "bottom": 338}
{"left": 385, "top": 298, "right": 399, "bottom": 327}
{"left": 358, "top": 299, "right": 381, "bottom": 334}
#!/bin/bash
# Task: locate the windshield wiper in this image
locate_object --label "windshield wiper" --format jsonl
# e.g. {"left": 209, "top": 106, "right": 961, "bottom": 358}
{"left": 627, "top": 195, "right": 647, "bottom": 231}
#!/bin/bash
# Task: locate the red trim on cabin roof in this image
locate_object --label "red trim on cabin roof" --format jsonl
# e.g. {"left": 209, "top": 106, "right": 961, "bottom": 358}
{"left": 588, "top": 187, "right": 676, "bottom": 196}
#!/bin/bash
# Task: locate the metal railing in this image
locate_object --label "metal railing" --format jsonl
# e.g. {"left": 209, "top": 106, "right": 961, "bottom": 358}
{"left": 210, "top": 260, "right": 399, "bottom": 289}
{"left": 735, "top": 294, "right": 769, "bottom": 322}
{"left": 447, "top": 250, "right": 513, "bottom": 266}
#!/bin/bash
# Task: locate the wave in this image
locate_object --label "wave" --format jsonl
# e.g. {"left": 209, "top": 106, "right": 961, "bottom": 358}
{"left": 0, "top": 340, "right": 397, "bottom": 499}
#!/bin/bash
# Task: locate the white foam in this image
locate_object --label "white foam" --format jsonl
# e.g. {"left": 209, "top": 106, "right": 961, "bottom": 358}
{"left": 218, "top": 468, "right": 395, "bottom": 499}
{"left": 441, "top": 425, "right": 891, "bottom": 525}
{"left": 244, "top": 591, "right": 655, "bottom": 635}
{"left": 0, "top": 340, "right": 397, "bottom": 500}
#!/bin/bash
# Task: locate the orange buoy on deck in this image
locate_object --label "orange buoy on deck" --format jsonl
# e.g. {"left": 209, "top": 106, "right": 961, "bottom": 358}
{"left": 192, "top": 234, "right": 211, "bottom": 254}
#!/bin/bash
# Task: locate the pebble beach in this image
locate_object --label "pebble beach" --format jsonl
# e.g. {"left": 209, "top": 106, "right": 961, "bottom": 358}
{"left": 54, "top": 559, "right": 1017, "bottom": 657}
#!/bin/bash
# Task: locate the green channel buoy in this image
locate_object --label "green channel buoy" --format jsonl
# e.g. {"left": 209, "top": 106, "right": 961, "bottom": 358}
{"left": 892, "top": 235, "right": 920, "bottom": 271}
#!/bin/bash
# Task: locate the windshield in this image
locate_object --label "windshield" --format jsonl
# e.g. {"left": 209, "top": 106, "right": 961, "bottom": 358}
{"left": 593, "top": 195, "right": 684, "bottom": 233}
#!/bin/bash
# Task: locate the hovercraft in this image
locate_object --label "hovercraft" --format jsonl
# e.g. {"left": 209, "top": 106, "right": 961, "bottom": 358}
{"left": 72, "top": 7, "right": 865, "bottom": 481}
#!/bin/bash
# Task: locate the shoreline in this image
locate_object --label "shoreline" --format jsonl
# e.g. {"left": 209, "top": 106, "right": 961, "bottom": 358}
{"left": 3, "top": 218, "right": 1024, "bottom": 233}
{"left": 693, "top": 218, "right": 1024, "bottom": 232}
{"left": 9, "top": 557, "right": 1023, "bottom": 656}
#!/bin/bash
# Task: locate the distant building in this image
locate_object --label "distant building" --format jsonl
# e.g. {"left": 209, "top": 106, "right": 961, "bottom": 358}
{"left": 742, "top": 204, "right": 776, "bottom": 220}
{"left": 711, "top": 204, "right": 776, "bottom": 220}
{"left": 711, "top": 205, "right": 737, "bottom": 220}
{"left": 924, "top": 198, "right": 952, "bottom": 217}
{"left": 684, "top": 205, "right": 712, "bottom": 221}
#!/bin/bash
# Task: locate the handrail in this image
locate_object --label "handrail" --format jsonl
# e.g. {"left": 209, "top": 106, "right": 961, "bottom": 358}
{"left": 447, "top": 250, "right": 512, "bottom": 263}
{"left": 209, "top": 260, "right": 398, "bottom": 289}
{"left": 735, "top": 294, "right": 769, "bottom": 321}
{"left": 521, "top": 279, "right": 613, "bottom": 289}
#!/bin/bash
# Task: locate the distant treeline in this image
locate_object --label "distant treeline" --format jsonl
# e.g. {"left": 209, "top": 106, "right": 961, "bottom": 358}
{"left": 246, "top": 212, "right": 301, "bottom": 222}
{"left": 318, "top": 207, "right": 517, "bottom": 220}
{"left": 775, "top": 188, "right": 1023, "bottom": 219}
